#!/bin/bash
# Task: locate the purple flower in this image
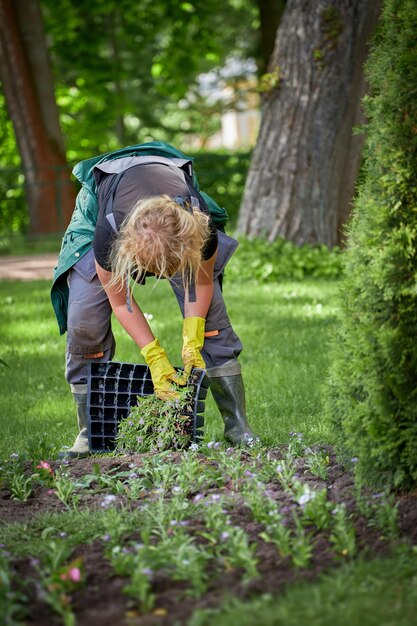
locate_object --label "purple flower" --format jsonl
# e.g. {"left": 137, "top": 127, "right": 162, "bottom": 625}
{"left": 141, "top": 568, "right": 153, "bottom": 577}
{"left": 351, "top": 457, "right": 359, "bottom": 464}
{"left": 194, "top": 493, "right": 203, "bottom": 503}
{"left": 244, "top": 470, "right": 256, "bottom": 479}
{"left": 128, "top": 420, "right": 134, "bottom": 427}
{"left": 102, "top": 534, "right": 111, "bottom": 542}
{"left": 221, "top": 531, "right": 229, "bottom": 541}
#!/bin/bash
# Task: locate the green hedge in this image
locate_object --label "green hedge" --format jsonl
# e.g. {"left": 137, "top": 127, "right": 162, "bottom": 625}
{"left": 226, "top": 236, "right": 343, "bottom": 282}
{"left": 326, "top": 0, "right": 417, "bottom": 489}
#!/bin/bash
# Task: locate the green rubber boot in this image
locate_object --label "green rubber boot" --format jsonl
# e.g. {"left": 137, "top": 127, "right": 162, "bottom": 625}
{"left": 206, "top": 360, "right": 260, "bottom": 446}
{"left": 59, "top": 384, "right": 90, "bottom": 459}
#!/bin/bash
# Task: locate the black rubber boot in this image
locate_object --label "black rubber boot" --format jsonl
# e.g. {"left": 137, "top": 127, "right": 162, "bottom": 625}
{"left": 206, "top": 360, "right": 259, "bottom": 446}
{"left": 58, "top": 384, "right": 90, "bottom": 459}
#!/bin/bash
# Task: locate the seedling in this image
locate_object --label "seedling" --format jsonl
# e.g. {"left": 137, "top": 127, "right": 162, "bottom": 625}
{"left": 116, "top": 387, "right": 195, "bottom": 453}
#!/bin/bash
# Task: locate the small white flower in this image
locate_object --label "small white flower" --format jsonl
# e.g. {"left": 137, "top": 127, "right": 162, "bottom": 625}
{"left": 189, "top": 443, "right": 199, "bottom": 451}
{"left": 101, "top": 494, "right": 117, "bottom": 509}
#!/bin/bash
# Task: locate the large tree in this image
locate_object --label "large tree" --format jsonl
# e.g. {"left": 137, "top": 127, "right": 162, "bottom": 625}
{"left": 0, "top": 0, "right": 75, "bottom": 235}
{"left": 237, "top": 0, "right": 381, "bottom": 247}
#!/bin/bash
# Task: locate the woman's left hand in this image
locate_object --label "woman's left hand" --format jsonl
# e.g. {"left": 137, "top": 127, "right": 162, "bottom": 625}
{"left": 181, "top": 316, "right": 206, "bottom": 379}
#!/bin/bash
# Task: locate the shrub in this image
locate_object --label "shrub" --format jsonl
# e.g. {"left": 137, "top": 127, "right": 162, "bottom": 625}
{"left": 326, "top": 0, "right": 417, "bottom": 489}
{"left": 226, "top": 235, "right": 343, "bottom": 283}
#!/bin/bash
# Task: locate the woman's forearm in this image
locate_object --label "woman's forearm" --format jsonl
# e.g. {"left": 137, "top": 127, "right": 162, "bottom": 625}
{"left": 184, "top": 281, "right": 214, "bottom": 319}
{"left": 95, "top": 261, "right": 154, "bottom": 348}
{"left": 111, "top": 298, "right": 154, "bottom": 348}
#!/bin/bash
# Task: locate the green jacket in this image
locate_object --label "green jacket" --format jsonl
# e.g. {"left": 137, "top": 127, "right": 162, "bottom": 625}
{"left": 51, "top": 141, "right": 228, "bottom": 335}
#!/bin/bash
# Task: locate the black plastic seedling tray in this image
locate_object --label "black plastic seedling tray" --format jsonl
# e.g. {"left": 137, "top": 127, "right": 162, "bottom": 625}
{"left": 87, "top": 361, "right": 208, "bottom": 453}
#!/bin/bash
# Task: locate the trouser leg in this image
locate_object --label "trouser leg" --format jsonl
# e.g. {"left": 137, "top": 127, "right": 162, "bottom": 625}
{"left": 65, "top": 249, "right": 116, "bottom": 385}
{"left": 61, "top": 249, "right": 116, "bottom": 457}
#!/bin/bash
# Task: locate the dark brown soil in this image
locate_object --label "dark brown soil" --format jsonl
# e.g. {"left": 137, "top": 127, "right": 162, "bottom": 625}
{"left": 2, "top": 448, "right": 417, "bottom": 626}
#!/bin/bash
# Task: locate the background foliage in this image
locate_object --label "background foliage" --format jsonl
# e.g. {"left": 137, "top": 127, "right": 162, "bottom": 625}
{"left": 0, "top": 0, "right": 260, "bottom": 238}
{"left": 41, "top": 0, "right": 259, "bottom": 157}
{"left": 326, "top": 0, "right": 417, "bottom": 489}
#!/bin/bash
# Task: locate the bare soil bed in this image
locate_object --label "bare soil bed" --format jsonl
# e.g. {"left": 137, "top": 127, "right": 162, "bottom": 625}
{"left": 1, "top": 447, "right": 417, "bottom": 626}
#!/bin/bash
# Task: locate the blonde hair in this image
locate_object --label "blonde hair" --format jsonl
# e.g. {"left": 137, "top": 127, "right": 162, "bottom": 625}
{"left": 108, "top": 195, "right": 210, "bottom": 289}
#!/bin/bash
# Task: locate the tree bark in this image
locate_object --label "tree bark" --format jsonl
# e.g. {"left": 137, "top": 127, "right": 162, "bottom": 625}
{"left": 255, "top": 0, "right": 286, "bottom": 75}
{"left": 0, "top": 0, "right": 75, "bottom": 235}
{"left": 238, "top": 0, "right": 381, "bottom": 247}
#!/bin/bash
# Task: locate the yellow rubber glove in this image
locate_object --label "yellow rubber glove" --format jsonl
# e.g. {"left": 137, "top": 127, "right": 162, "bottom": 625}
{"left": 181, "top": 317, "right": 206, "bottom": 380}
{"left": 141, "top": 338, "right": 186, "bottom": 401}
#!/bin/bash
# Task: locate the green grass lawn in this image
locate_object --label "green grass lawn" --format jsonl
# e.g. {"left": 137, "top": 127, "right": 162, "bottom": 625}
{"left": 0, "top": 276, "right": 339, "bottom": 458}
{"left": 1, "top": 275, "right": 416, "bottom": 626}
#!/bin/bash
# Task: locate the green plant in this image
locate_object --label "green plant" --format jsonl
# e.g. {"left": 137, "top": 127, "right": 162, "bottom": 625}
{"left": 54, "top": 469, "right": 80, "bottom": 509}
{"left": 3, "top": 454, "right": 36, "bottom": 502}
{"left": 227, "top": 236, "right": 343, "bottom": 284}
{"left": 116, "top": 387, "right": 194, "bottom": 453}
{"left": 290, "top": 513, "right": 314, "bottom": 568}
{"left": 330, "top": 504, "right": 356, "bottom": 558}
{"left": 304, "top": 448, "right": 329, "bottom": 480}
{"left": 326, "top": 0, "right": 417, "bottom": 490}
{"left": 275, "top": 458, "right": 298, "bottom": 492}
{"left": 0, "top": 548, "right": 27, "bottom": 625}
{"left": 258, "top": 67, "right": 281, "bottom": 94}
{"left": 300, "top": 488, "right": 332, "bottom": 530}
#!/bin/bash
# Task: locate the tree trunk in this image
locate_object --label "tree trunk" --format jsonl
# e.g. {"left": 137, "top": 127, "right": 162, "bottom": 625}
{"left": 0, "top": 0, "right": 75, "bottom": 235}
{"left": 237, "top": 0, "right": 381, "bottom": 247}
{"left": 255, "top": 0, "right": 286, "bottom": 75}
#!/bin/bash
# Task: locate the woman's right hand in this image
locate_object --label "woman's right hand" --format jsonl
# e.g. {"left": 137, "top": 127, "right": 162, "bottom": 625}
{"left": 141, "top": 338, "right": 186, "bottom": 400}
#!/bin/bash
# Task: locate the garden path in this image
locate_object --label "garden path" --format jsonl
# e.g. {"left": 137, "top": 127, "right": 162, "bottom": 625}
{"left": 0, "top": 254, "right": 57, "bottom": 280}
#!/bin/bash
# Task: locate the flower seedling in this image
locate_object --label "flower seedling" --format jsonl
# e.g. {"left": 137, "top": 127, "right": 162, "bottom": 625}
{"left": 54, "top": 469, "right": 80, "bottom": 509}
{"left": 290, "top": 512, "right": 314, "bottom": 568}
{"left": 330, "top": 504, "right": 356, "bottom": 558}
{"left": 116, "top": 387, "right": 195, "bottom": 453}
{"left": 304, "top": 449, "right": 330, "bottom": 480}
{"left": 35, "top": 460, "right": 55, "bottom": 487}
{"left": 0, "top": 548, "right": 27, "bottom": 624}
{"left": 275, "top": 458, "right": 297, "bottom": 492}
